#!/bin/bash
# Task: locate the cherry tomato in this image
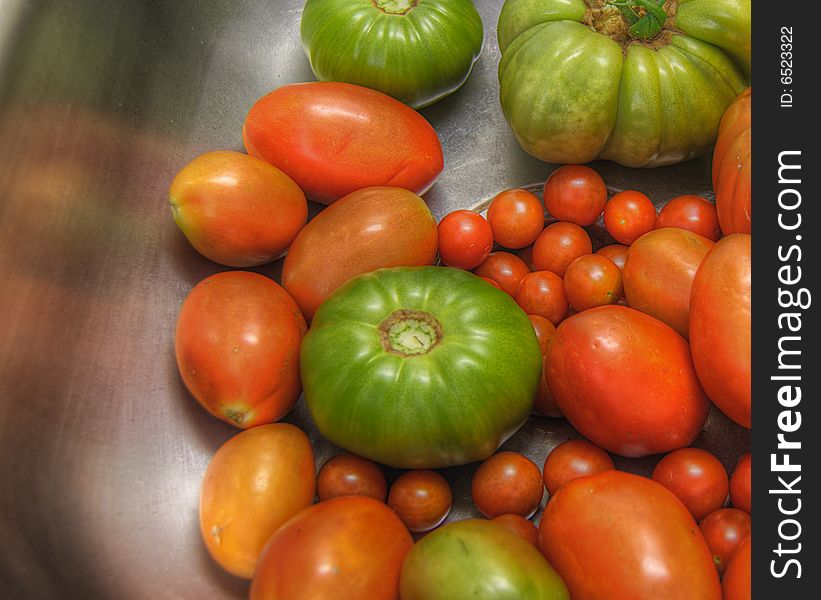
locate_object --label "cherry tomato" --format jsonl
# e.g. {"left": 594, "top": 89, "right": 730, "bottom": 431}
{"left": 437, "top": 210, "right": 493, "bottom": 270}
{"left": 563, "top": 254, "right": 623, "bottom": 312}
{"left": 486, "top": 188, "right": 545, "bottom": 249}
{"left": 388, "top": 470, "right": 453, "bottom": 533}
{"left": 722, "top": 536, "right": 751, "bottom": 600}
{"left": 479, "top": 276, "right": 502, "bottom": 290}
{"left": 700, "top": 508, "right": 752, "bottom": 575}
{"left": 250, "top": 496, "right": 413, "bottom": 600}
{"left": 603, "top": 190, "right": 657, "bottom": 245}
{"left": 656, "top": 194, "right": 721, "bottom": 241}
{"left": 515, "top": 271, "right": 568, "bottom": 325}
{"left": 543, "top": 164, "right": 607, "bottom": 226}
{"left": 516, "top": 244, "right": 536, "bottom": 271}
{"left": 531, "top": 221, "right": 592, "bottom": 277}
{"left": 317, "top": 453, "right": 387, "bottom": 502}
{"left": 730, "top": 452, "right": 751, "bottom": 514}
{"left": 542, "top": 439, "right": 615, "bottom": 496}
{"left": 474, "top": 251, "right": 531, "bottom": 296}
{"left": 527, "top": 314, "right": 556, "bottom": 355}
{"left": 527, "top": 316, "right": 561, "bottom": 417}
{"left": 491, "top": 514, "right": 539, "bottom": 548}
{"left": 652, "top": 448, "right": 729, "bottom": 521}
{"left": 594, "top": 244, "right": 628, "bottom": 271}
{"left": 471, "top": 451, "right": 544, "bottom": 518}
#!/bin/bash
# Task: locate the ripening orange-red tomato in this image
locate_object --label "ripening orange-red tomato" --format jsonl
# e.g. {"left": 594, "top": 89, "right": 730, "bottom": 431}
{"left": 388, "top": 470, "right": 453, "bottom": 533}
{"left": 474, "top": 251, "right": 530, "bottom": 296}
{"left": 712, "top": 87, "right": 751, "bottom": 235}
{"left": 175, "top": 271, "right": 307, "bottom": 428}
{"left": 199, "top": 424, "right": 315, "bottom": 579}
{"left": 487, "top": 188, "right": 545, "bottom": 249}
{"left": 531, "top": 221, "right": 592, "bottom": 277}
{"left": 603, "top": 190, "right": 657, "bottom": 245}
{"left": 542, "top": 164, "right": 607, "bottom": 226}
{"left": 656, "top": 195, "right": 721, "bottom": 241}
{"left": 563, "top": 254, "right": 623, "bottom": 312}
{"left": 317, "top": 453, "right": 387, "bottom": 502}
{"left": 651, "top": 448, "right": 729, "bottom": 521}
{"left": 515, "top": 271, "right": 568, "bottom": 325}
{"left": 542, "top": 439, "right": 614, "bottom": 496}
{"left": 471, "top": 451, "right": 544, "bottom": 518}
{"left": 700, "top": 508, "right": 752, "bottom": 575}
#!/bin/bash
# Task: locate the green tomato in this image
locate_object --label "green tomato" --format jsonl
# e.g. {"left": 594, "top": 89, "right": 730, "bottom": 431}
{"left": 497, "top": 0, "right": 750, "bottom": 167}
{"left": 400, "top": 519, "right": 570, "bottom": 600}
{"left": 301, "top": 266, "right": 541, "bottom": 469}
{"left": 300, "top": 0, "right": 484, "bottom": 108}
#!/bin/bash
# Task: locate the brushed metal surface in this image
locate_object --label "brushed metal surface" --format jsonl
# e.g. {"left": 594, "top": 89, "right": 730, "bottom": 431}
{"left": 0, "top": 1, "right": 749, "bottom": 598}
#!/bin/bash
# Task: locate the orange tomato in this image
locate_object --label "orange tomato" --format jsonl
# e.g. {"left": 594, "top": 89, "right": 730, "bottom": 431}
{"left": 712, "top": 87, "right": 751, "bottom": 235}
{"left": 175, "top": 271, "right": 306, "bottom": 428}
{"left": 281, "top": 186, "right": 437, "bottom": 320}
{"left": 199, "top": 424, "right": 315, "bottom": 579}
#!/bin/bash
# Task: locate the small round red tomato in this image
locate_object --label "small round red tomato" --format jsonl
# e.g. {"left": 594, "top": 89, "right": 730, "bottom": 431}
{"left": 542, "top": 439, "right": 615, "bottom": 496}
{"left": 487, "top": 188, "right": 545, "bottom": 249}
{"left": 388, "top": 470, "right": 453, "bottom": 533}
{"left": 175, "top": 271, "right": 307, "bottom": 428}
{"left": 657, "top": 195, "right": 721, "bottom": 241}
{"left": 700, "top": 508, "right": 752, "bottom": 575}
{"left": 250, "top": 496, "right": 413, "bottom": 600}
{"left": 603, "top": 190, "right": 657, "bottom": 245}
{"left": 471, "top": 451, "right": 544, "bottom": 518}
{"left": 516, "top": 244, "right": 536, "bottom": 271}
{"left": 543, "top": 164, "right": 607, "bottom": 226}
{"left": 527, "top": 314, "right": 555, "bottom": 355}
{"left": 722, "top": 536, "right": 751, "bottom": 600}
{"left": 317, "top": 453, "right": 387, "bottom": 502}
{"left": 563, "top": 254, "right": 622, "bottom": 312}
{"left": 528, "top": 316, "right": 561, "bottom": 418}
{"left": 515, "top": 271, "right": 568, "bottom": 325}
{"left": 531, "top": 221, "right": 592, "bottom": 277}
{"left": 594, "top": 244, "right": 628, "bottom": 271}
{"left": 730, "top": 453, "right": 751, "bottom": 514}
{"left": 652, "top": 448, "right": 729, "bottom": 521}
{"left": 437, "top": 210, "right": 493, "bottom": 270}
{"left": 491, "top": 514, "right": 539, "bottom": 548}
{"left": 474, "top": 251, "right": 531, "bottom": 296}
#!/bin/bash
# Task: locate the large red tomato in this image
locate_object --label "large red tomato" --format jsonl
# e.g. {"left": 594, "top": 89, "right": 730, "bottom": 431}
{"left": 250, "top": 496, "right": 413, "bottom": 600}
{"left": 539, "top": 470, "right": 721, "bottom": 600}
{"left": 712, "top": 87, "right": 751, "bottom": 235}
{"left": 546, "top": 305, "right": 709, "bottom": 457}
{"left": 175, "top": 271, "right": 307, "bottom": 428}
{"left": 281, "top": 187, "right": 438, "bottom": 320}
{"left": 689, "top": 234, "right": 751, "bottom": 428}
{"left": 243, "top": 82, "right": 443, "bottom": 204}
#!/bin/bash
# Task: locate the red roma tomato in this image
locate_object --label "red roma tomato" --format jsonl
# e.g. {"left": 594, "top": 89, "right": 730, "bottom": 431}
{"left": 282, "top": 186, "right": 437, "bottom": 320}
{"left": 528, "top": 315, "right": 561, "bottom": 418}
{"left": 623, "top": 227, "right": 714, "bottom": 338}
{"left": 543, "top": 164, "right": 607, "bottom": 226}
{"left": 542, "top": 439, "right": 614, "bottom": 496}
{"left": 603, "top": 190, "right": 657, "bottom": 245}
{"left": 651, "top": 448, "right": 729, "bottom": 521}
{"left": 487, "top": 188, "right": 545, "bottom": 249}
{"left": 471, "top": 451, "right": 544, "bottom": 518}
{"left": 531, "top": 221, "right": 592, "bottom": 277}
{"left": 656, "top": 195, "right": 721, "bottom": 241}
{"left": 730, "top": 453, "right": 751, "bottom": 514}
{"left": 200, "top": 424, "right": 315, "bottom": 579}
{"left": 437, "top": 210, "right": 493, "bottom": 270}
{"left": 491, "top": 514, "right": 539, "bottom": 548}
{"left": 243, "top": 81, "right": 443, "bottom": 204}
{"left": 722, "top": 536, "right": 751, "bottom": 600}
{"left": 540, "top": 471, "right": 721, "bottom": 600}
{"left": 563, "top": 254, "right": 622, "bottom": 312}
{"left": 169, "top": 150, "right": 307, "bottom": 267}
{"left": 700, "top": 508, "right": 752, "bottom": 575}
{"left": 515, "top": 271, "right": 568, "bottom": 325}
{"left": 713, "top": 87, "right": 751, "bottom": 235}
{"left": 175, "top": 271, "right": 307, "bottom": 428}
{"left": 250, "top": 496, "right": 413, "bottom": 600}
{"left": 317, "top": 453, "right": 387, "bottom": 502}
{"left": 474, "top": 251, "right": 530, "bottom": 296}
{"left": 690, "top": 234, "right": 751, "bottom": 428}
{"left": 388, "top": 470, "right": 452, "bottom": 533}
{"left": 546, "top": 305, "right": 709, "bottom": 457}
{"left": 594, "top": 244, "right": 628, "bottom": 271}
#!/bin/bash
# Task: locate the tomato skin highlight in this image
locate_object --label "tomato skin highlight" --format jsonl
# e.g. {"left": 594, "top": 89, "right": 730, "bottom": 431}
{"left": 243, "top": 81, "right": 443, "bottom": 204}
{"left": 175, "top": 271, "right": 307, "bottom": 428}
{"left": 437, "top": 210, "right": 493, "bottom": 270}
{"left": 539, "top": 470, "right": 722, "bottom": 600}
{"left": 542, "top": 164, "right": 607, "bottom": 226}
{"left": 651, "top": 448, "right": 729, "bottom": 521}
{"left": 199, "top": 424, "right": 315, "bottom": 579}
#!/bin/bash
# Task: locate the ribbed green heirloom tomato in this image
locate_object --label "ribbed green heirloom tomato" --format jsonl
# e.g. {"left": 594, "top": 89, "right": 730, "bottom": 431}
{"left": 301, "top": 0, "right": 484, "bottom": 109}
{"left": 400, "top": 519, "right": 570, "bottom": 600}
{"left": 301, "top": 267, "right": 542, "bottom": 468}
{"left": 497, "top": 0, "right": 749, "bottom": 166}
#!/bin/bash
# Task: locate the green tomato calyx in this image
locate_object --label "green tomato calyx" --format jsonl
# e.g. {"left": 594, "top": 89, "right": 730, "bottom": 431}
{"left": 605, "top": 0, "right": 668, "bottom": 40}
{"left": 379, "top": 310, "right": 442, "bottom": 356}
{"left": 373, "top": 0, "right": 417, "bottom": 16}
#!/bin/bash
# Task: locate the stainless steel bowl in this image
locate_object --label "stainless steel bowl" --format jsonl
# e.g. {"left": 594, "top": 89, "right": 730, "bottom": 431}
{"left": 0, "top": 1, "right": 750, "bottom": 598}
